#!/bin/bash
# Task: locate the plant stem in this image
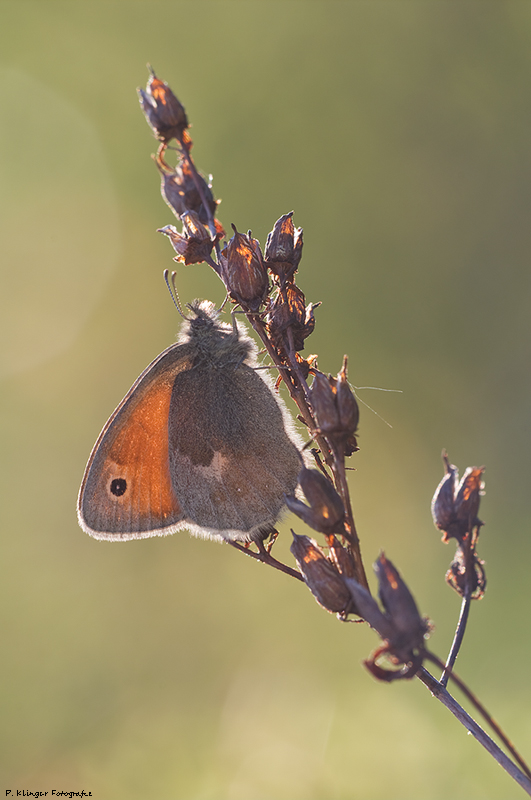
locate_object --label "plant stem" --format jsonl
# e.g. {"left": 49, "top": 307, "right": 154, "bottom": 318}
{"left": 178, "top": 136, "right": 222, "bottom": 262}
{"left": 426, "top": 652, "right": 531, "bottom": 781}
{"left": 440, "top": 526, "right": 478, "bottom": 687}
{"left": 417, "top": 667, "right": 531, "bottom": 795}
{"left": 229, "top": 539, "right": 304, "bottom": 582}
{"left": 332, "top": 454, "right": 369, "bottom": 590}
{"left": 440, "top": 582, "right": 471, "bottom": 687}
{"left": 248, "top": 315, "right": 328, "bottom": 455}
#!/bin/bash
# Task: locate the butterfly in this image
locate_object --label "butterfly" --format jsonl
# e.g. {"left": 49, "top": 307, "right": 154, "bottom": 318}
{"left": 77, "top": 300, "right": 302, "bottom": 542}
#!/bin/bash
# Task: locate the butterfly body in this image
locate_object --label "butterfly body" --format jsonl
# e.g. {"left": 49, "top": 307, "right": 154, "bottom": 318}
{"left": 78, "top": 301, "right": 302, "bottom": 542}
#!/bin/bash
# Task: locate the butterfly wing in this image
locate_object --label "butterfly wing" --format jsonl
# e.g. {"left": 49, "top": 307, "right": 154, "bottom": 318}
{"left": 167, "top": 362, "right": 302, "bottom": 541}
{"left": 77, "top": 342, "right": 193, "bottom": 540}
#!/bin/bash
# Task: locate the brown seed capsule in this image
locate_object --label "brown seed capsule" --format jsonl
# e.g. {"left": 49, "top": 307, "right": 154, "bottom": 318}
{"left": 327, "top": 534, "right": 357, "bottom": 578}
{"left": 346, "top": 554, "right": 429, "bottom": 681}
{"left": 158, "top": 213, "right": 215, "bottom": 265}
{"left": 455, "top": 466, "right": 484, "bottom": 527}
{"left": 290, "top": 533, "right": 353, "bottom": 613}
{"left": 431, "top": 451, "right": 484, "bottom": 542}
{"left": 266, "top": 283, "right": 317, "bottom": 351}
{"left": 159, "top": 158, "right": 218, "bottom": 225}
{"left": 311, "top": 372, "right": 339, "bottom": 430}
{"left": 310, "top": 362, "right": 359, "bottom": 456}
{"left": 375, "top": 553, "right": 427, "bottom": 646}
{"left": 431, "top": 452, "right": 459, "bottom": 538}
{"left": 293, "top": 353, "right": 318, "bottom": 381}
{"left": 264, "top": 212, "right": 303, "bottom": 285}
{"left": 219, "top": 225, "right": 269, "bottom": 311}
{"left": 445, "top": 546, "right": 487, "bottom": 600}
{"left": 336, "top": 360, "right": 359, "bottom": 434}
{"left": 138, "top": 67, "right": 189, "bottom": 146}
{"left": 343, "top": 577, "right": 395, "bottom": 640}
{"left": 285, "top": 467, "right": 345, "bottom": 534}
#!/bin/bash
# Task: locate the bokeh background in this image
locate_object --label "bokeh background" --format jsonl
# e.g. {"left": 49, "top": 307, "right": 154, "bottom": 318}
{"left": 2, "top": 2, "right": 531, "bottom": 798}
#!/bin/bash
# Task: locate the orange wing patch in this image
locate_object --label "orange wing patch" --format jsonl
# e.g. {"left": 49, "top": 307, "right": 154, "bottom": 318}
{"left": 103, "top": 379, "right": 179, "bottom": 524}
{"left": 79, "top": 346, "right": 194, "bottom": 536}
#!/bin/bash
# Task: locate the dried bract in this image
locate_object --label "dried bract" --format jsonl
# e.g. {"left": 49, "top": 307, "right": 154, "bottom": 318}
{"left": 343, "top": 578, "right": 395, "bottom": 640}
{"left": 264, "top": 212, "right": 303, "bottom": 285}
{"left": 293, "top": 352, "right": 318, "bottom": 382}
{"left": 455, "top": 467, "right": 484, "bottom": 528}
{"left": 346, "top": 554, "right": 429, "bottom": 682}
{"left": 327, "top": 534, "right": 357, "bottom": 579}
{"left": 138, "top": 68, "right": 189, "bottom": 149}
{"left": 285, "top": 467, "right": 345, "bottom": 534}
{"left": 311, "top": 372, "right": 338, "bottom": 430}
{"left": 310, "top": 361, "right": 359, "bottom": 456}
{"left": 375, "top": 554, "right": 428, "bottom": 648}
{"left": 266, "top": 283, "right": 317, "bottom": 352}
{"left": 219, "top": 225, "right": 269, "bottom": 311}
{"left": 431, "top": 454, "right": 458, "bottom": 535}
{"left": 290, "top": 533, "right": 353, "bottom": 614}
{"left": 446, "top": 546, "right": 487, "bottom": 600}
{"left": 431, "top": 451, "right": 484, "bottom": 543}
{"left": 159, "top": 159, "right": 218, "bottom": 225}
{"left": 158, "top": 212, "right": 215, "bottom": 265}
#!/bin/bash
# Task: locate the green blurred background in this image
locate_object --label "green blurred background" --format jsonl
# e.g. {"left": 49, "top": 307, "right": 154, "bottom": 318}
{"left": 2, "top": 2, "right": 531, "bottom": 798}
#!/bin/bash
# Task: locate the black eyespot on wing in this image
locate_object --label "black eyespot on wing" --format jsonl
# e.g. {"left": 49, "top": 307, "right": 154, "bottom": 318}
{"left": 110, "top": 478, "right": 127, "bottom": 497}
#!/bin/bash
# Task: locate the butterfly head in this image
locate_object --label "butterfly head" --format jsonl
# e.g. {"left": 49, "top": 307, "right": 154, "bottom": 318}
{"left": 180, "top": 299, "right": 254, "bottom": 368}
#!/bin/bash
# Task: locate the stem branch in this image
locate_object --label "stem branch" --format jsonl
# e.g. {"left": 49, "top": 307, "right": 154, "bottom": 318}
{"left": 417, "top": 667, "right": 531, "bottom": 795}
{"left": 229, "top": 540, "right": 304, "bottom": 582}
{"left": 426, "top": 652, "right": 531, "bottom": 781}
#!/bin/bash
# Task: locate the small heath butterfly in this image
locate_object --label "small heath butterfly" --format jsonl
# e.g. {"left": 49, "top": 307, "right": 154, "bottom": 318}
{"left": 77, "top": 300, "right": 302, "bottom": 542}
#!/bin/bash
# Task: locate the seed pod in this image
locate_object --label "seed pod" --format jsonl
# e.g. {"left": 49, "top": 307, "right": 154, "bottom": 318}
{"left": 219, "top": 225, "right": 269, "bottom": 311}
{"left": 285, "top": 467, "right": 345, "bottom": 534}
{"left": 431, "top": 451, "right": 484, "bottom": 543}
{"left": 158, "top": 212, "right": 215, "bottom": 265}
{"left": 290, "top": 533, "right": 352, "bottom": 613}
{"left": 264, "top": 212, "right": 303, "bottom": 284}
{"left": 455, "top": 467, "right": 484, "bottom": 527}
{"left": 446, "top": 546, "right": 487, "bottom": 600}
{"left": 159, "top": 158, "right": 218, "bottom": 225}
{"left": 138, "top": 67, "right": 188, "bottom": 146}
{"left": 266, "top": 282, "right": 317, "bottom": 351}
{"left": 431, "top": 452, "right": 459, "bottom": 537}
{"left": 310, "top": 361, "right": 359, "bottom": 456}
{"left": 374, "top": 553, "right": 427, "bottom": 647}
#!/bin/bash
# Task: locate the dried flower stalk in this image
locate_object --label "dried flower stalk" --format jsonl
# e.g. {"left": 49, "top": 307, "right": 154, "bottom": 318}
{"left": 137, "top": 68, "right": 531, "bottom": 795}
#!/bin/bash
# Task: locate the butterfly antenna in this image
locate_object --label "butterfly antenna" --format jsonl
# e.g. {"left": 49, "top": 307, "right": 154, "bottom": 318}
{"left": 163, "top": 270, "right": 188, "bottom": 319}
{"left": 218, "top": 293, "right": 230, "bottom": 312}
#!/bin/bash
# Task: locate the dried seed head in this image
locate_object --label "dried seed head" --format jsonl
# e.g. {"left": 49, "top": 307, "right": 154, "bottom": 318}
{"left": 290, "top": 533, "right": 353, "bottom": 614}
{"left": 219, "top": 225, "right": 269, "bottom": 311}
{"left": 311, "top": 371, "right": 339, "bottom": 427}
{"left": 336, "top": 359, "right": 360, "bottom": 434}
{"left": 343, "top": 578, "right": 395, "bottom": 640}
{"left": 310, "top": 362, "right": 359, "bottom": 456}
{"left": 431, "top": 452, "right": 459, "bottom": 537}
{"left": 293, "top": 352, "right": 318, "bottom": 381}
{"left": 431, "top": 451, "right": 484, "bottom": 542}
{"left": 374, "top": 553, "right": 428, "bottom": 647}
{"left": 446, "top": 546, "right": 487, "bottom": 600}
{"left": 158, "top": 213, "right": 216, "bottom": 265}
{"left": 327, "top": 534, "right": 357, "bottom": 578}
{"left": 138, "top": 67, "right": 189, "bottom": 145}
{"left": 264, "top": 212, "right": 303, "bottom": 284}
{"left": 285, "top": 467, "right": 345, "bottom": 534}
{"left": 455, "top": 467, "right": 484, "bottom": 527}
{"left": 346, "top": 554, "right": 429, "bottom": 681}
{"left": 266, "top": 283, "right": 317, "bottom": 351}
{"left": 159, "top": 158, "right": 218, "bottom": 225}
